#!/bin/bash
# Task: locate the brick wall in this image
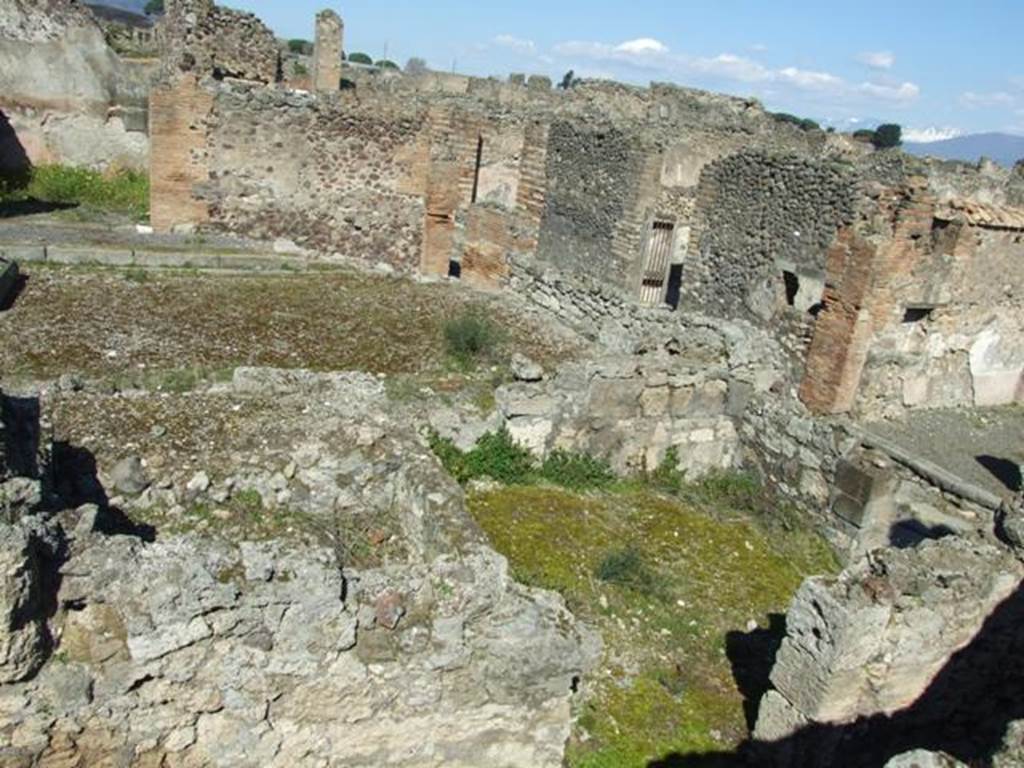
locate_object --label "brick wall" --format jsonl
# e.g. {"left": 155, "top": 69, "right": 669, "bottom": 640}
{"left": 149, "top": 77, "right": 212, "bottom": 232}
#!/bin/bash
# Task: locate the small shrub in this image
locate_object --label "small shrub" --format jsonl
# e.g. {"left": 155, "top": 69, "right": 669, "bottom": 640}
{"left": 427, "top": 430, "right": 469, "bottom": 483}
{"left": 540, "top": 450, "right": 615, "bottom": 490}
{"left": 689, "top": 469, "right": 764, "bottom": 511}
{"left": 461, "top": 428, "right": 534, "bottom": 485}
{"left": 771, "top": 112, "right": 820, "bottom": 132}
{"left": 292, "top": 61, "right": 309, "bottom": 77}
{"left": 124, "top": 267, "right": 149, "bottom": 284}
{"left": 596, "top": 547, "right": 659, "bottom": 596}
{"left": 429, "top": 428, "right": 534, "bottom": 486}
{"left": 443, "top": 310, "right": 502, "bottom": 369}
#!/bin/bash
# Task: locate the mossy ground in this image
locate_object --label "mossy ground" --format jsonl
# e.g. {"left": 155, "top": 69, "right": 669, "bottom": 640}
{"left": 467, "top": 485, "right": 838, "bottom": 767}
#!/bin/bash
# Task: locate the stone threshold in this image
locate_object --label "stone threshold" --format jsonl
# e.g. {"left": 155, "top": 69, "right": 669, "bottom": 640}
{"left": 855, "top": 425, "right": 1006, "bottom": 511}
{"left": 0, "top": 241, "right": 320, "bottom": 271}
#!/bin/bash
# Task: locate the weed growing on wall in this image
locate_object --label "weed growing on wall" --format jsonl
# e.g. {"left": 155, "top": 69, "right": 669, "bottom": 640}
{"left": 539, "top": 449, "right": 616, "bottom": 490}
{"left": 428, "top": 429, "right": 617, "bottom": 490}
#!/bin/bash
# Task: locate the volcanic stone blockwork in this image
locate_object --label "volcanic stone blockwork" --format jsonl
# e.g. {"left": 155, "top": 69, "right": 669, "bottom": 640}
{"left": 184, "top": 85, "right": 431, "bottom": 269}
{"left": 536, "top": 120, "right": 647, "bottom": 288}
{"left": 686, "top": 151, "right": 856, "bottom": 321}
{"left": 160, "top": 0, "right": 279, "bottom": 84}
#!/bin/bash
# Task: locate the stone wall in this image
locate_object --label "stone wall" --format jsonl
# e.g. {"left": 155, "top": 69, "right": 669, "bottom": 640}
{"left": 800, "top": 181, "right": 1024, "bottom": 417}
{"left": 685, "top": 151, "right": 856, "bottom": 322}
{"left": 148, "top": 51, "right": 842, "bottom": 294}
{"left": 0, "top": 0, "right": 151, "bottom": 171}
{"left": 498, "top": 354, "right": 741, "bottom": 478}
{"left": 193, "top": 83, "right": 430, "bottom": 270}
{"left": 159, "top": 0, "right": 278, "bottom": 84}
{"left": 535, "top": 120, "right": 648, "bottom": 291}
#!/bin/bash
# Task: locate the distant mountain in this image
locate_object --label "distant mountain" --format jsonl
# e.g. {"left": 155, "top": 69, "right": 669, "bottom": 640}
{"left": 904, "top": 132, "right": 1024, "bottom": 169}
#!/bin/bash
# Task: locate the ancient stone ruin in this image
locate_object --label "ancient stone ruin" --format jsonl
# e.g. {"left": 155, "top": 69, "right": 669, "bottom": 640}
{"left": 1, "top": 0, "right": 1023, "bottom": 766}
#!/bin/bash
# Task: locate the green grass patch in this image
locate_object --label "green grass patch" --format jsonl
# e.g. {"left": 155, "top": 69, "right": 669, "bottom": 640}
{"left": 467, "top": 484, "right": 839, "bottom": 767}
{"left": 1, "top": 165, "right": 149, "bottom": 219}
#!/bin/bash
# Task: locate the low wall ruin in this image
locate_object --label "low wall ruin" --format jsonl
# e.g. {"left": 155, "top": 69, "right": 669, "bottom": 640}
{"left": 750, "top": 535, "right": 1024, "bottom": 766}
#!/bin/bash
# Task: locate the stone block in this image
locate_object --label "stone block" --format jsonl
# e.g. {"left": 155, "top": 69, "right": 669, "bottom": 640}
{"left": 46, "top": 245, "right": 134, "bottom": 266}
{"left": 507, "top": 417, "right": 553, "bottom": 455}
{"left": 0, "top": 245, "right": 46, "bottom": 263}
{"left": 587, "top": 379, "right": 643, "bottom": 420}
{"left": 831, "top": 458, "right": 893, "bottom": 528}
{"left": 639, "top": 386, "right": 669, "bottom": 417}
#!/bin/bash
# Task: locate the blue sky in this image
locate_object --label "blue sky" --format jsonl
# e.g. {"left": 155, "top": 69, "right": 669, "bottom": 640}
{"left": 225, "top": 1, "right": 1024, "bottom": 139}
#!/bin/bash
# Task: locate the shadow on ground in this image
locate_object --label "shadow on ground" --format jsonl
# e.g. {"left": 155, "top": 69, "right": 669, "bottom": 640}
{"left": 650, "top": 582, "right": 1024, "bottom": 767}
{"left": 977, "top": 454, "right": 1022, "bottom": 494}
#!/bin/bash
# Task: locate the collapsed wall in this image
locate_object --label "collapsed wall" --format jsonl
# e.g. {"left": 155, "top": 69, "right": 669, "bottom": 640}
{"left": 0, "top": 0, "right": 151, "bottom": 171}
{"left": 751, "top": 534, "right": 1024, "bottom": 766}
{"left": 0, "top": 371, "right": 598, "bottom": 767}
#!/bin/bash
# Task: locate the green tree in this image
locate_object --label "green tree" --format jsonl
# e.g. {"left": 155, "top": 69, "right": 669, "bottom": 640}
{"left": 872, "top": 123, "right": 903, "bottom": 149}
{"left": 287, "top": 39, "right": 312, "bottom": 55}
{"left": 376, "top": 59, "right": 400, "bottom": 70}
{"left": 347, "top": 52, "right": 373, "bottom": 65}
{"left": 405, "top": 57, "right": 429, "bottom": 75}
{"left": 144, "top": 0, "right": 164, "bottom": 15}
{"left": 558, "top": 69, "right": 579, "bottom": 90}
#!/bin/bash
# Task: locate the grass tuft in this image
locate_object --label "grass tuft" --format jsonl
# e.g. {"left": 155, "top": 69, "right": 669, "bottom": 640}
{"left": 443, "top": 309, "right": 503, "bottom": 369}
{"left": 596, "top": 546, "right": 661, "bottom": 597}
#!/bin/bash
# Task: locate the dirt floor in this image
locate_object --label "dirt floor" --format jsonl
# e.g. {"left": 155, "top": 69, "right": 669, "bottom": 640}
{"left": 0, "top": 262, "right": 583, "bottom": 387}
{"left": 866, "top": 407, "right": 1024, "bottom": 502}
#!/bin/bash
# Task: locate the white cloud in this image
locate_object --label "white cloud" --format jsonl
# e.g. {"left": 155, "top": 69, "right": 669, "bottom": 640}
{"left": 493, "top": 34, "right": 536, "bottom": 53}
{"left": 961, "top": 90, "right": 1016, "bottom": 108}
{"left": 689, "top": 53, "right": 770, "bottom": 83}
{"left": 857, "top": 51, "right": 895, "bottom": 70}
{"left": 778, "top": 67, "right": 844, "bottom": 90}
{"left": 549, "top": 37, "right": 920, "bottom": 105}
{"left": 615, "top": 38, "right": 669, "bottom": 55}
{"left": 903, "top": 126, "right": 963, "bottom": 143}
{"left": 858, "top": 80, "right": 920, "bottom": 102}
